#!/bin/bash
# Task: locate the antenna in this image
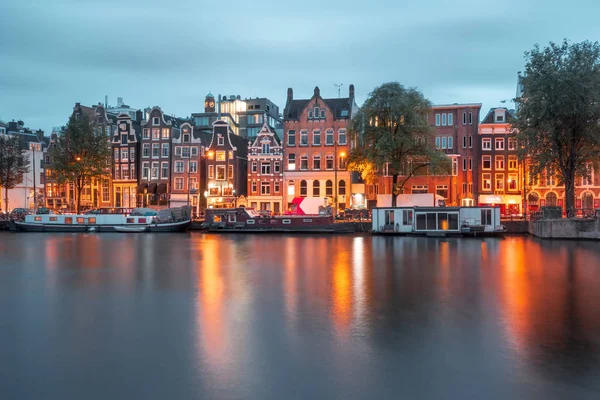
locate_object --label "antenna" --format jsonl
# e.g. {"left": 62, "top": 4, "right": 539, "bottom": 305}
{"left": 334, "top": 83, "right": 343, "bottom": 98}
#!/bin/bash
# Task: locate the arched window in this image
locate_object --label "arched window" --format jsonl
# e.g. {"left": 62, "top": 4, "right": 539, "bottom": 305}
{"left": 325, "top": 180, "right": 333, "bottom": 197}
{"left": 313, "top": 180, "right": 320, "bottom": 197}
{"left": 300, "top": 180, "right": 307, "bottom": 197}
{"left": 582, "top": 192, "right": 594, "bottom": 210}
{"left": 338, "top": 180, "right": 346, "bottom": 195}
{"left": 287, "top": 180, "right": 295, "bottom": 196}
{"left": 545, "top": 192, "right": 557, "bottom": 207}
{"left": 528, "top": 192, "right": 539, "bottom": 205}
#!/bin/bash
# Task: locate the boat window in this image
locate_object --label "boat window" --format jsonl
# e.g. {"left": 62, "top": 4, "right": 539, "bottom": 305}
{"left": 449, "top": 213, "right": 459, "bottom": 230}
{"left": 282, "top": 219, "right": 291, "bottom": 224}
{"left": 247, "top": 220, "right": 255, "bottom": 224}
{"left": 213, "top": 215, "right": 221, "bottom": 223}
{"left": 76, "top": 217, "right": 85, "bottom": 224}
{"left": 127, "top": 218, "right": 135, "bottom": 223}
{"left": 228, "top": 214, "right": 236, "bottom": 223}
{"left": 426, "top": 213, "right": 437, "bottom": 230}
{"left": 65, "top": 217, "right": 73, "bottom": 224}
{"left": 49, "top": 217, "right": 57, "bottom": 222}
{"left": 481, "top": 209, "right": 492, "bottom": 225}
{"left": 416, "top": 214, "right": 426, "bottom": 230}
{"left": 402, "top": 210, "right": 413, "bottom": 225}
{"left": 34, "top": 216, "right": 42, "bottom": 221}
{"left": 385, "top": 210, "right": 394, "bottom": 225}
{"left": 139, "top": 218, "right": 146, "bottom": 223}
{"left": 88, "top": 217, "right": 97, "bottom": 224}
{"left": 303, "top": 219, "right": 313, "bottom": 222}
{"left": 438, "top": 213, "right": 448, "bottom": 230}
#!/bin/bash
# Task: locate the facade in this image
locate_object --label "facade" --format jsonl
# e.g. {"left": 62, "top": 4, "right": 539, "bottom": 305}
{"left": 247, "top": 119, "right": 284, "bottom": 213}
{"left": 0, "top": 120, "right": 45, "bottom": 212}
{"left": 283, "top": 85, "right": 358, "bottom": 213}
{"left": 139, "top": 107, "right": 182, "bottom": 208}
{"left": 366, "top": 103, "right": 481, "bottom": 208}
{"left": 205, "top": 120, "right": 249, "bottom": 208}
{"left": 477, "top": 108, "right": 523, "bottom": 215}
{"left": 192, "top": 93, "right": 283, "bottom": 139}
{"left": 111, "top": 113, "right": 140, "bottom": 208}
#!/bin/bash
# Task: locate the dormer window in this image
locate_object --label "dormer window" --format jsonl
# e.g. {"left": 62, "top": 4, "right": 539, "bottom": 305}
{"left": 217, "top": 135, "right": 224, "bottom": 146}
{"left": 152, "top": 117, "right": 160, "bottom": 126}
{"left": 183, "top": 133, "right": 190, "bottom": 143}
{"left": 314, "top": 107, "right": 320, "bottom": 117}
{"left": 494, "top": 109, "right": 506, "bottom": 123}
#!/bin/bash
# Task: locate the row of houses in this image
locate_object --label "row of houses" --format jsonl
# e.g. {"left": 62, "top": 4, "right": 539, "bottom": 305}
{"left": 4, "top": 83, "right": 600, "bottom": 216}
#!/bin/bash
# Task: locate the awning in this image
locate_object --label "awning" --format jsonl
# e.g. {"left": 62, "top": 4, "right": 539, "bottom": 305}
{"left": 157, "top": 183, "right": 167, "bottom": 194}
{"left": 148, "top": 183, "right": 158, "bottom": 194}
{"left": 137, "top": 183, "right": 148, "bottom": 194}
{"left": 478, "top": 194, "right": 522, "bottom": 204}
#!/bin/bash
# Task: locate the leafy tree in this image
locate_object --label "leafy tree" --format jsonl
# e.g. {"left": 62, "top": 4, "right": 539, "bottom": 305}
{"left": 0, "top": 135, "right": 30, "bottom": 212}
{"left": 52, "top": 113, "right": 111, "bottom": 213}
{"left": 348, "top": 82, "right": 450, "bottom": 207}
{"left": 515, "top": 40, "right": 600, "bottom": 211}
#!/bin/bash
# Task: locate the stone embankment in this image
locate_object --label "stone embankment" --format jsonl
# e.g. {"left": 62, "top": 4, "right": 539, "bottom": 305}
{"left": 529, "top": 218, "right": 600, "bottom": 240}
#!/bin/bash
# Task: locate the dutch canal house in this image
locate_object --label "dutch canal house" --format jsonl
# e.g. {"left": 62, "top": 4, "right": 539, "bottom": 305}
{"left": 45, "top": 103, "right": 117, "bottom": 212}
{"left": 205, "top": 120, "right": 248, "bottom": 208}
{"left": 112, "top": 112, "right": 141, "bottom": 208}
{"left": 139, "top": 107, "right": 182, "bottom": 208}
{"left": 283, "top": 85, "right": 359, "bottom": 213}
{"left": 247, "top": 117, "right": 284, "bottom": 214}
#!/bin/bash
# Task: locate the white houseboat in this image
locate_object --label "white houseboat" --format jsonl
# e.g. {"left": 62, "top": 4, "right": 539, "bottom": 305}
{"left": 372, "top": 206, "right": 505, "bottom": 237}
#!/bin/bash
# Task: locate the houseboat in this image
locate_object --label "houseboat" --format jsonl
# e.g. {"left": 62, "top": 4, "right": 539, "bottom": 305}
{"left": 201, "top": 207, "right": 356, "bottom": 233}
{"left": 371, "top": 206, "right": 506, "bottom": 237}
{"left": 11, "top": 207, "right": 191, "bottom": 233}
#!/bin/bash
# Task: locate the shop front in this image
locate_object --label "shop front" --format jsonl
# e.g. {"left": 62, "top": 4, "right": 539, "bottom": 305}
{"left": 478, "top": 194, "right": 522, "bottom": 216}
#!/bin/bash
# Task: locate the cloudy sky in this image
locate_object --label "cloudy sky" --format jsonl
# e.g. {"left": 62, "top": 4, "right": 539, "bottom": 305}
{"left": 1, "top": 0, "right": 599, "bottom": 133}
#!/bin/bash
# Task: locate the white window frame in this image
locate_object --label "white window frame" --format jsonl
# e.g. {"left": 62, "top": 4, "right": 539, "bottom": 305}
{"left": 482, "top": 138, "right": 491, "bottom": 150}
{"left": 495, "top": 138, "right": 505, "bottom": 150}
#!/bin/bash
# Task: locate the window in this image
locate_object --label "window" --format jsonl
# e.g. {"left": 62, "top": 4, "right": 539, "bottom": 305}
{"left": 162, "top": 128, "right": 170, "bottom": 139}
{"left": 102, "top": 181, "right": 110, "bottom": 202}
{"left": 216, "top": 165, "right": 225, "bottom": 180}
{"left": 447, "top": 137, "right": 453, "bottom": 149}
{"left": 481, "top": 209, "right": 492, "bottom": 225}
{"left": 508, "top": 138, "right": 517, "bottom": 150}
{"left": 462, "top": 136, "right": 467, "bottom": 148}
{"left": 121, "top": 134, "right": 128, "bottom": 145}
{"left": 216, "top": 151, "right": 225, "bottom": 161}
{"left": 152, "top": 117, "right": 160, "bottom": 126}
{"left": 313, "top": 180, "right": 320, "bottom": 197}
{"left": 546, "top": 192, "right": 558, "bottom": 206}
{"left": 442, "top": 137, "right": 447, "bottom": 149}
{"left": 183, "top": 133, "right": 191, "bottom": 143}
{"left": 274, "top": 161, "right": 280, "bottom": 173}
{"left": 121, "top": 164, "right": 129, "bottom": 180}
{"left": 323, "top": 154, "right": 333, "bottom": 170}
{"left": 308, "top": 110, "right": 313, "bottom": 119}
{"left": 288, "top": 180, "right": 295, "bottom": 196}
{"left": 288, "top": 130, "right": 296, "bottom": 146}
{"left": 482, "top": 173, "right": 491, "bottom": 190}
{"left": 191, "top": 146, "right": 198, "bottom": 157}
{"left": 261, "top": 181, "right": 270, "bottom": 195}
{"left": 151, "top": 162, "right": 159, "bottom": 178}
{"left": 261, "top": 162, "right": 271, "bottom": 175}
{"left": 495, "top": 138, "right": 505, "bottom": 150}
{"left": 143, "top": 128, "right": 150, "bottom": 139}
{"left": 482, "top": 155, "right": 491, "bottom": 170}
{"left": 313, "top": 130, "right": 321, "bottom": 145}
{"left": 175, "top": 146, "right": 181, "bottom": 156}
{"left": 114, "top": 149, "right": 119, "bottom": 160}
{"left": 495, "top": 173, "right": 504, "bottom": 190}
{"left": 300, "top": 180, "right": 307, "bottom": 197}
{"left": 161, "top": 162, "right": 168, "bottom": 178}
{"left": 435, "top": 137, "right": 441, "bottom": 149}
{"left": 313, "top": 154, "right": 321, "bottom": 170}
{"left": 468, "top": 182, "right": 473, "bottom": 194}
{"left": 462, "top": 182, "right": 467, "bottom": 195}
{"left": 251, "top": 181, "right": 257, "bottom": 193}
{"left": 508, "top": 156, "right": 517, "bottom": 170}
{"left": 130, "top": 148, "right": 135, "bottom": 161}
{"left": 161, "top": 143, "right": 169, "bottom": 158}
{"left": 189, "top": 178, "right": 197, "bottom": 190}
{"left": 175, "top": 161, "right": 184, "bottom": 173}
{"left": 495, "top": 156, "right": 505, "bottom": 170}
{"left": 208, "top": 165, "right": 214, "bottom": 179}
{"left": 338, "top": 180, "right": 346, "bottom": 195}
{"left": 469, "top": 135, "right": 472, "bottom": 148}
{"left": 469, "top": 158, "right": 473, "bottom": 171}
{"left": 142, "top": 162, "right": 149, "bottom": 179}
{"left": 442, "top": 114, "right": 447, "bottom": 126}
{"left": 338, "top": 129, "right": 347, "bottom": 145}
{"left": 468, "top": 112, "right": 473, "bottom": 125}
{"left": 462, "top": 112, "right": 467, "bottom": 125}
{"left": 325, "top": 129, "right": 334, "bottom": 145}
{"left": 182, "top": 147, "right": 190, "bottom": 158}
{"left": 251, "top": 161, "right": 257, "bottom": 173}
{"left": 288, "top": 154, "right": 296, "bottom": 170}
{"left": 274, "top": 181, "right": 280, "bottom": 193}
{"left": 482, "top": 138, "right": 491, "bottom": 150}
{"left": 152, "top": 128, "right": 160, "bottom": 140}
{"left": 189, "top": 161, "right": 197, "bottom": 173}
{"left": 436, "top": 185, "right": 448, "bottom": 199}
{"left": 402, "top": 210, "right": 413, "bottom": 225}
{"left": 338, "top": 155, "right": 347, "bottom": 170}
{"left": 435, "top": 114, "right": 441, "bottom": 126}
{"left": 152, "top": 144, "right": 160, "bottom": 157}
{"left": 175, "top": 177, "right": 184, "bottom": 190}
{"left": 412, "top": 185, "right": 428, "bottom": 194}
{"left": 300, "top": 154, "right": 308, "bottom": 170}
{"left": 229, "top": 151, "right": 233, "bottom": 160}
{"left": 228, "top": 165, "right": 233, "bottom": 179}
{"left": 262, "top": 143, "right": 270, "bottom": 154}
{"left": 447, "top": 113, "right": 453, "bottom": 126}
{"left": 300, "top": 130, "right": 308, "bottom": 146}
{"left": 508, "top": 173, "right": 518, "bottom": 190}
{"left": 463, "top": 158, "right": 467, "bottom": 171}
{"left": 114, "top": 165, "right": 120, "bottom": 180}
{"left": 452, "top": 158, "right": 458, "bottom": 176}
{"left": 326, "top": 180, "right": 333, "bottom": 197}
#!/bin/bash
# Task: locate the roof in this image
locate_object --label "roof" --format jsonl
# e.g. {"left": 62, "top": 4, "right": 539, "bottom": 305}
{"left": 284, "top": 98, "right": 352, "bottom": 120}
{"left": 432, "top": 103, "right": 483, "bottom": 110}
{"left": 481, "top": 107, "right": 517, "bottom": 124}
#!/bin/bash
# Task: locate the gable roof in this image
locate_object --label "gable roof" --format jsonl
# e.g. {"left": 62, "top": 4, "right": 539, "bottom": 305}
{"left": 249, "top": 120, "right": 281, "bottom": 148}
{"left": 481, "top": 107, "right": 517, "bottom": 124}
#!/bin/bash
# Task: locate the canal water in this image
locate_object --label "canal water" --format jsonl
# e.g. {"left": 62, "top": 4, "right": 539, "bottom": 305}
{"left": 1, "top": 233, "right": 600, "bottom": 399}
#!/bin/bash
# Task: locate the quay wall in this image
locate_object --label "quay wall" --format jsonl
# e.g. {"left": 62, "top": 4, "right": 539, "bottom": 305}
{"left": 502, "top": 220, "right": 528, "bottom": 234}
{"left": 529, "top": 218, "right": 600, "bottom": 240}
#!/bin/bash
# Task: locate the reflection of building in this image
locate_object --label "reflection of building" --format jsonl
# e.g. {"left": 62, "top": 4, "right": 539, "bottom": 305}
{"left": 366, "top": 103, "right": 481, "bottom": 208}
{"left": 192, "top": 92, "right": 283, "bottom": 139}
{"left": 283, "top": 85, "right": 358, "bottom": 212}
{"left": 0, "top": 120, "right": 45, "bottom": 211}
{"left": 477, "top": 108, "right": 523, "bottom": 215}
{"left": 204, "top": 121, "right": 248, "bottom": 208}
{"left": 247, "top": 118, "right": 284, "bottom": 213}
{"left": 111, "top": 113, "right": 140, "bottom": 208}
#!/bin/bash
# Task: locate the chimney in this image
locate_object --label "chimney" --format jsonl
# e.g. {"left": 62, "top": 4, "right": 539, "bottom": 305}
{"left": 117, "top": 97, "right": 123, "bottom": 107}
{"left": 105, "top": 95, "right": 108, "bottom": 108}
{"left": 349, "top": 84, "right": 354, "bottom": 99}
{"left": 217, "top": 94, "right": 221, "bottom": 118}
{"left": 136, "top": 110, "right": 143, "bottom": 122}
{"left": 314, "top": 86, "right": 320, "bottom": 97}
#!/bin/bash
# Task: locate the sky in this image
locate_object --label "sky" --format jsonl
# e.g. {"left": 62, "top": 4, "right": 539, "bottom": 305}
{"left": 1, "top": 0, "right": 599, "bottom": 134}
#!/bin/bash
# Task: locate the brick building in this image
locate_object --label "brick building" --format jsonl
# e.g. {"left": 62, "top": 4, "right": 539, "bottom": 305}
{"left": 111, "top": 113, "right": 140, "bottom": 208}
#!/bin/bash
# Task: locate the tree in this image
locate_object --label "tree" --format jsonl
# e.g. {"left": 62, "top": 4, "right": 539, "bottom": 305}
{"left": 0, "top": 135, "right": 30, "bottom": 212}
{"left": 52, "top": 113, "right": 111, "bottom": 213}
{"left": 515, "top": 40, "right": 600, "bottom": 211}
{"left": 348, "top": 82, "right": 450, "bottom": 207}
